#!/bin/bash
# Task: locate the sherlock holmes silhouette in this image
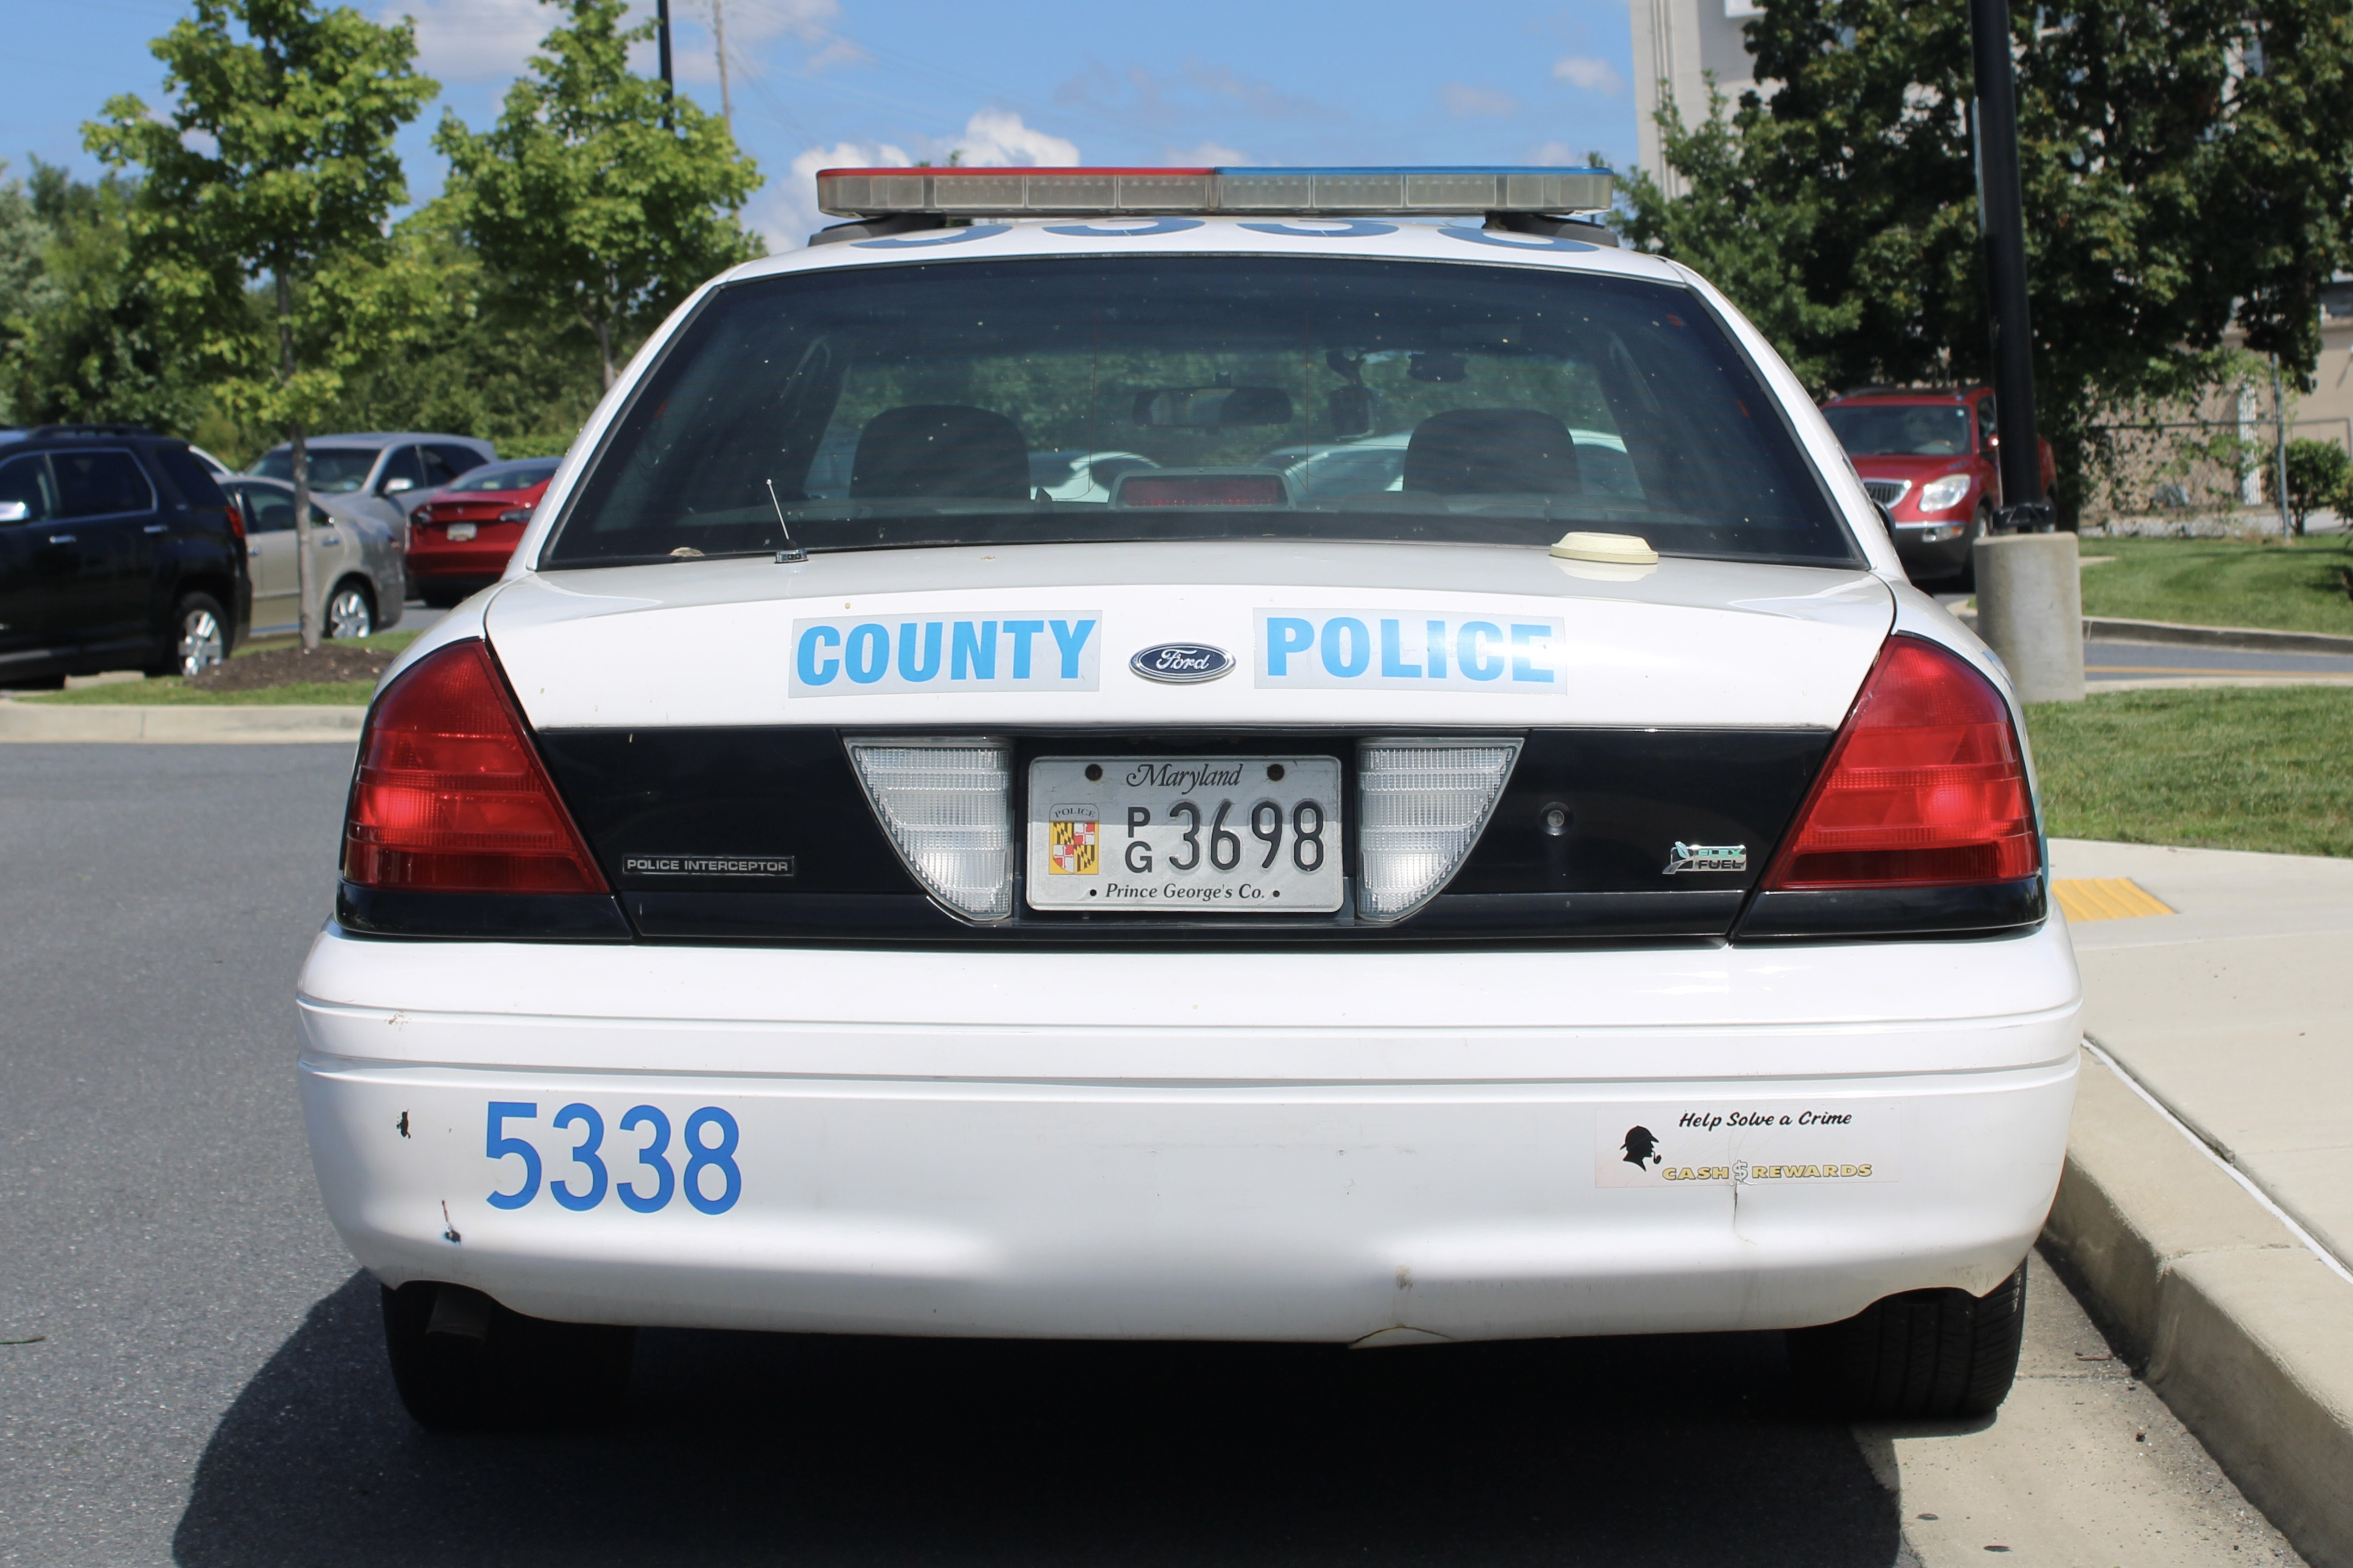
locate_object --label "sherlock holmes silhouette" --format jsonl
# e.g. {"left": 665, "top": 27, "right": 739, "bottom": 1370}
{"left": 1621, "top": 1125, "right": 1662, "bottom": 1169}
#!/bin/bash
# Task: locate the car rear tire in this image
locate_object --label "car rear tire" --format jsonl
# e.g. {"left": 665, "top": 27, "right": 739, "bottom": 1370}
{"left": 381, "top": 1281, "right": 635, "bottom": 1432}
{"left": 149, "top": 592, "right": 228, "bottom": 678}
{"left": 325, "top": 579, "right": 376, "bottom": 640}
{"left": 1784, "top": 1261, "right": 2027, "bottom": 1419}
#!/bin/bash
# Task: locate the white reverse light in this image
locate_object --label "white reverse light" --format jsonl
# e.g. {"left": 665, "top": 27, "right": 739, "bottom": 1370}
{"left": 1355, "top": 739, "right": 1523, "bottom": 923}
{"left": 847, "top": 739, "right": 1015, "bottom": 922}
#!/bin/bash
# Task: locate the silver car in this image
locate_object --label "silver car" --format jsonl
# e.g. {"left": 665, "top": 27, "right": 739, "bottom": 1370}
{"left": 247, "top": 433, "right": 498, "bottom": 540}
{"left": 219, "top": 478, "right": 406, "bottom": 639}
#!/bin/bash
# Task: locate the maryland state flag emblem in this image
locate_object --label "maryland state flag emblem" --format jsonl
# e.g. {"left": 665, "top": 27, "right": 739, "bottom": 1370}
{"left": 1048, "top": 816, "right": 1099, "bottom": 875}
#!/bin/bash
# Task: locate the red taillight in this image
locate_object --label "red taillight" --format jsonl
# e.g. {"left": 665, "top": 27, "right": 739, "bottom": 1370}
{"left": 1764, "top": 636, "right": 2039, "bottom": 890}
{"left": 343, "top": 641, "right": 607, "bottom": 894}
{"left": 223, "top": 502, "right": 245, "bottom": 541}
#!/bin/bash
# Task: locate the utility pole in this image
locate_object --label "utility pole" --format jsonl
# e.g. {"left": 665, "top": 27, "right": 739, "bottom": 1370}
{"left": 1969, "top": 0, "right": 2051, "bottom": 534}
{"left": 1967, "top": 0, "right": 2081, "bottom": 701}
{"left": 712, "top": 0, "right": 732, "bottom": 136}
{"left": 2272, "top": 357, "right": 2295, "bottom": 537}
{"left": 656, "top": 0, "right": 674, "bottom": 128}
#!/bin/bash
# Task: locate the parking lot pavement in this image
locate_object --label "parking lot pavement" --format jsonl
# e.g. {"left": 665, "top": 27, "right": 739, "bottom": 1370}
{"left": 0, "top": 747, "right": 2306, "bottom": 1567}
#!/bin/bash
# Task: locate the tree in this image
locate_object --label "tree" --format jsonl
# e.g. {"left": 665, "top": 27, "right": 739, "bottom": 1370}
{"left": 2265, "top": 438, "right": 2353, "bottom": 535}
{"left": 88, "top": 0, "right": 437, "bottom": 648}
{"left": 0, "top": 160, "right": 204, "bottom": 434}
{"left": 434, "top": 0, "right": 762, "bottom": 392}
{"left": 1622, "top": 0, "right": 2353, "bottom": 526}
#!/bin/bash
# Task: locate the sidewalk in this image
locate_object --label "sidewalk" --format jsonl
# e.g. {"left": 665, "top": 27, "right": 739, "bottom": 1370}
{"left": 2042, "top": 837, "right": 2353, "bottom": 1566}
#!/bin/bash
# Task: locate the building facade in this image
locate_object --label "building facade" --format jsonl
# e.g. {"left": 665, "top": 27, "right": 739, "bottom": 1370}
{"left": 1630, "top": 0, "right": 1764, "bottom": 199}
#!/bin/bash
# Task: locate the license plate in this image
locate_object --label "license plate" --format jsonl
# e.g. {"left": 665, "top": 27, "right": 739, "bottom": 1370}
{"left": 1026, "top": 756, "right": 1344, "bottom": 912}
{"left": 447, "top": 522, "right": 477, "bottom": 541}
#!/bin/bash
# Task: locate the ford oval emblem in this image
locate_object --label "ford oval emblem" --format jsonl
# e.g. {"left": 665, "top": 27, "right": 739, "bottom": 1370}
{"left": 1130, "top": 642, "right": 1234, "bottom": 684}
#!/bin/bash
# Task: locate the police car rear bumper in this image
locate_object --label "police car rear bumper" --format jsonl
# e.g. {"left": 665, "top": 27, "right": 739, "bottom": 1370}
{"left": 296, "top": 920, "right": 2081, "bottom": 1343}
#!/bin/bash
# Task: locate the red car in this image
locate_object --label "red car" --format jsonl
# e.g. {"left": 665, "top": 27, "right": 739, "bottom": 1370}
{"left": 405, "top": 457, "right": 560, "bottom": 608}
{"left": 1820, "top": 387, "right": 2056, "bottom": 584}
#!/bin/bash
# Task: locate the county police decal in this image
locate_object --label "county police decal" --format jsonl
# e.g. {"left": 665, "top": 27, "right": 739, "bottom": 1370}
{"left": 1594, "top": 1101, "right": 1900, "bottom": 1187}
{"left": 1254, "top": 610, "right": 1565, "bottom": 693}
{"left": 792, "top": 613, "right": 1101, "bottom": 696}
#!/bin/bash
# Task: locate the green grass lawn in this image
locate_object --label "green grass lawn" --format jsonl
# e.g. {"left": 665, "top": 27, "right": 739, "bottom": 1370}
{"left": 2027, "top": 686, "right": 2353, "bottom": 856}
{"left": 2074, "top": 534, "right": 2353, "bottom": 635}
{"left": 15, "top": 629, "right": 417, "bottom": 706}
{"left": 23, "top": 678, "right": 380, "bottom": 705}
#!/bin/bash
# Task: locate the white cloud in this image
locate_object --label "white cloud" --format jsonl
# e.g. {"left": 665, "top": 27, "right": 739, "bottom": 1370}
{"left": 1163, "top": 140, "right": 1251, "bottom": 166}
{"left": 387, "top": 0, "right": 548, "bottom": 83}
{"left": 762, "top": 137, "right": 913, "bottom": 249}
{"left": 672, "top": 0, "right": 853, "bottom": 85}
{"left": 1528, "top": 141, "right": 1579, "bottom": 166}
{"left": 944, "top": 109, "right": 1079, "bottom": 168}
{"left": 1552, "top": 55, "right": 1625, "bottom": 96}
{"left": 763, "top": 112, "right": 1081, "bottom": 251}
{"left": 1440, "top": 82, "right": 1518, "bottom": 118}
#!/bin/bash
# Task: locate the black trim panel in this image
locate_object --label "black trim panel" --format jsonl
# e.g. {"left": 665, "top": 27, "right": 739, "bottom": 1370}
{"left": 1734, "top": 877, "right": 2047, "bottom": 941}
{"left": 337, "top": 882, "right": 633, "bottom": 941}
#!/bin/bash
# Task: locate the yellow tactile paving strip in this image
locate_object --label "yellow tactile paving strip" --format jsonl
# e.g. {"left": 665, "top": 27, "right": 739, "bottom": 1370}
{"left": 2052, "top": 878, "right": 2176, "bottom": 922}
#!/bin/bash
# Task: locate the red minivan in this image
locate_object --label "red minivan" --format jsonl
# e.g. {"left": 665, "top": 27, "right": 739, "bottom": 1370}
{"left": 1820, "top": 387, "right": 2055, "bottom": 585}
{"left": 405, "top": 457, "right": 560, "bottom": 608}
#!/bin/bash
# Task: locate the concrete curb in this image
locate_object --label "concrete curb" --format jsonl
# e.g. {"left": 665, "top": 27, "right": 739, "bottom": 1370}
{"left": 2042, "top": 1043, "right": 2353, "bottom": 1568}
{"left": 1954, "top": 605, "right": 2353, "bottom": 654}
{"left": 0, "top": 701, "right": 365, "bottom": 743}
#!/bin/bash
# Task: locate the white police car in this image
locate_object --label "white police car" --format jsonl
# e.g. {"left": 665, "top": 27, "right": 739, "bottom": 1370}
{"left": 298, "top": 166, "right": 2078, "bottom": 1430}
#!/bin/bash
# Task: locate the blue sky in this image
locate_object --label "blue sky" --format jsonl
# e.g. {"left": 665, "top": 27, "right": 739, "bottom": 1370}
{"left": 6, "top": 0, "right": 1639, "bottom": 248}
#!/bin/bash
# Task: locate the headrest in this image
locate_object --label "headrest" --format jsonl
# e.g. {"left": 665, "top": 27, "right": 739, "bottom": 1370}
{"left": 1402, "top": 408, "right": 1582, "bottom": 496}
{"left": 850, "top": 404, "right": 1030, "bottom": 501}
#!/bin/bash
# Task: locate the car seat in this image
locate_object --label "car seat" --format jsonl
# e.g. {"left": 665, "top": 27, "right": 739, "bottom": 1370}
{"left": 850, "top": 405, "right": 1031, "bottom": 500}
{"left": 1401, "top": 408, "right": 1582, "bottom": 495}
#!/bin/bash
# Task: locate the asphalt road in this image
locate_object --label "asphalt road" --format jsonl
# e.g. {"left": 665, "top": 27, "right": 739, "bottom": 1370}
{"left": 2083, "top": 636, "right": 2353, "bottom": 684}
{"left": 0, "top": 745, "right": 2305, "bottom": 1567}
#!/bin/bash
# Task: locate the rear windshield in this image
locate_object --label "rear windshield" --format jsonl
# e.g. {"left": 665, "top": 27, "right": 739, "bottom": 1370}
{"left": 544, "top": 256, "right": 1856, "bottom": 569}
{"left": 1823, "top": 403, "right": 1973, "bottom": 457}
{"left": 447, "top": 459, "right": 560, "bottom": 493}
{"left": 252, "top": 447, "right": 379, "bottom": 491}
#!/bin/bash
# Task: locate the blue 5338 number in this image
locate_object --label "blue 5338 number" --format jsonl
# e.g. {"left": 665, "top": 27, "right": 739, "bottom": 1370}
{"left": 485, "top": 1102, "right": 741, "bottom": 1214}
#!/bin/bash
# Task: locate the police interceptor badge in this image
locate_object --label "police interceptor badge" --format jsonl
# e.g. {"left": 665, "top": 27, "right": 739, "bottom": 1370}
{"left": 1130, "top": 643, "right": 1233, "bottom": 684}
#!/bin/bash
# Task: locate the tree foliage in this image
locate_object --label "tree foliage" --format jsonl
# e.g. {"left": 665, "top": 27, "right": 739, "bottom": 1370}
{"left": 1622, "top": 0, "right": 2353, "bottom": 523}
{"left": 434, "top": 0, "right": 763, "bottom": 389}
{"left": 87, "top": 0, "right": 437, "bottom": 645}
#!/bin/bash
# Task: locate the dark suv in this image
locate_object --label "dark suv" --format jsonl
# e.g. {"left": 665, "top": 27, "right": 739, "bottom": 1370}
{"left": 0, "top": 425, "right": 251, "bottom": 685}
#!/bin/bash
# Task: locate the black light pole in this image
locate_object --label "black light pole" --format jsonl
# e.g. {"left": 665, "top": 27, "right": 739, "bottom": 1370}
{"left": 656, "top": 0, "right": 675, "bottom": 126}
{"left": 1969, "top": 0, "right": 2052, "bottom": 530}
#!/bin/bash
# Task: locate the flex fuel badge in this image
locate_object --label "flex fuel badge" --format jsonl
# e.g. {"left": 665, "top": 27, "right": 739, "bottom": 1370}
{"left": 1596, "top": 1102, "right": 1900, "bottom": 1187}
{"left": 1254, "top": 610, "right": 1565, "bottom": 693}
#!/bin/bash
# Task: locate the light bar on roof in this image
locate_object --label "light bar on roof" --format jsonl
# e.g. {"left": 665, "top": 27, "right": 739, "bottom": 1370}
{"left": 815, "top": 166, "right": 1615, "bottom": 220}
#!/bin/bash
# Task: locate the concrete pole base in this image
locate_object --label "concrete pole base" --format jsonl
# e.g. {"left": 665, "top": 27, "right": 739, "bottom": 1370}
{"left": 1973, "top": 531, "right": 2085, "bottom": 703}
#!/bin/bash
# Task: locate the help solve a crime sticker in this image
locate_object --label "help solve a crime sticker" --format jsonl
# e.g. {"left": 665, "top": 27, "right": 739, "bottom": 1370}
{"left": 1595, "top": 1102, "right": 1900, "bottom": 1188}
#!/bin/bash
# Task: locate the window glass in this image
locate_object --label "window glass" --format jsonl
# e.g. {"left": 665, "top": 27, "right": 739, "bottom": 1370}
{"left": 52, "top": 449, "right": 156, "bottom": 517}
{"left": 546, "top": 256, "right": 1855, "bottom": 568}
{"left": 151, "top": 444, "right": 229, "bottom": 510}
{"left": 430, "top": 443, "right": 490, "bottom": 479}
{"left": 1823, "top": 404, "right": 1973, "bottom": 457}
{"left": 1975, "top": 398, "right": 1997, "bottom": 449}
{"left": 445, "top": 459, "right": 560, "bottom": 493}
{"left": 377, "top": 445, "right": 425, "bottom": 493}
{"left": 0, "top": 454, "right": 53, "bottom": 521}
{"left": 232, "top": 486, "right": 296, "bottom": 533}
{"left": 252, "top": 447, "right": 381, "bottom": 492}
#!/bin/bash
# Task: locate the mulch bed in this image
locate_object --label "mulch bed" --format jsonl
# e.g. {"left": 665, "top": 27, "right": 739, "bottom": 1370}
{"left": 189, "top": 644, "right": 397, "bottom": 693}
